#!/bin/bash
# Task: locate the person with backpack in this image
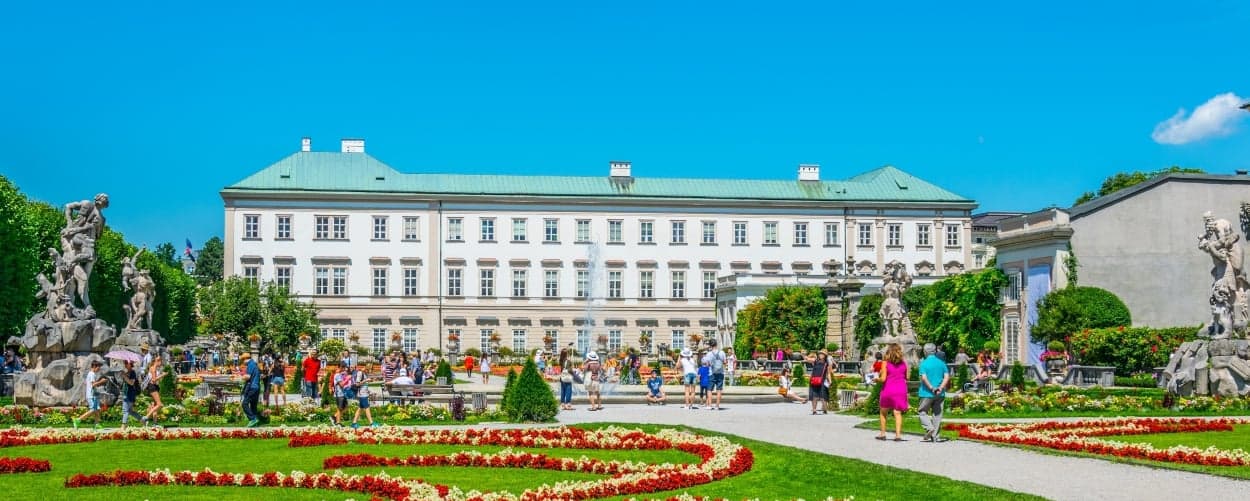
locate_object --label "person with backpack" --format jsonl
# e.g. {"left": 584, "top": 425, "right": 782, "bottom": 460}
{"left": 702, "top": 339, "right": 727, "bottom": 410}
{"left": 332, "top": 364, "right": 353, "bottom": 427}
{"left": 350, "top": 362, "right": 379, "bottom": 428}
{"left": 583, "top": 352, "right": 604, "bottom": 411}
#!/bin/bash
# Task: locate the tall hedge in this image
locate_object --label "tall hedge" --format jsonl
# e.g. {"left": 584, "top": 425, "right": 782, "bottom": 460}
{"left": 506, "top": 358, "right": 559, "bottom": 422}
{"left": 1067, "top": 326, "right": 1197, "bottom": 375}
{"left": 1032, "top": 286, "right": 1131, "bottom": 344}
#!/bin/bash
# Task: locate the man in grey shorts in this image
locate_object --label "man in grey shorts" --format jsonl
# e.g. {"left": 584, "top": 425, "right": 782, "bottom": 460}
{"left": 917, "top": 343, "right": 950, "bottom": 442}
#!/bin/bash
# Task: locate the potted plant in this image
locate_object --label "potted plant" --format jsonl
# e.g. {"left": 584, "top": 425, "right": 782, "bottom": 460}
{"left": 1040, "top": 341, "right": 1069, "bottom": 373}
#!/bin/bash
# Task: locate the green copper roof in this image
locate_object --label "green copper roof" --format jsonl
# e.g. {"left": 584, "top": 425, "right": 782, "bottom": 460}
{"left": 224, "top": 152, "right": 972, "bottom": 204}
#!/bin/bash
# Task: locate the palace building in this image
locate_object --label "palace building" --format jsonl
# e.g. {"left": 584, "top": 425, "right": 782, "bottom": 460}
{"left": 222, "top": 138, "right": 977, "bottom": 356}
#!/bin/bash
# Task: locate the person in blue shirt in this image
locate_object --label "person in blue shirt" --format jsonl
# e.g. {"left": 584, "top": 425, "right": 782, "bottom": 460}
{"left": 242, "top": 352, "right": 261, "bottom": 427}
{"left": 697, "top": 360, "right": 711, "bottom": 408}
{"left": 917, "top": 343, "right": 950, "bottom": 443}
{"left": 645, "top": 368, "right": 666, "bottom": 405}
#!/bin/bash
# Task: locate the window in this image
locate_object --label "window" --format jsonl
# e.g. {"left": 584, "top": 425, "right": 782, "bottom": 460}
{"left": 276, "top": 215, "right": 292, "bottom": 239}
{"left": 576, "top": 219, "right": 591, "bottom": 242}
{"left": 1004, "top": 316, "right": 1020, "bottom": 363}
{"left": 512, "top": 269, "right": 527, "bottom": 297}
{"left": 479, "top": 269, "right": 495, "bottom": 296}
{"left": 448, "top": 217, "right": 463, "bottom": 241}
{"left": 887, "top": 224, "right": 901, "bottom": 247}
{"left": 331, "top": 328, "right": 346, "bottom": 342}
{"left": 608, "top": 220, "right": 623, "bottom": 243}
{"left": 447, "top": 268, "right": 462, "bottom": 296}
{"left": 608, "top": 271, "right": 622, "bottom": 298}
{"left": 315, "top": 267, "right": 329, "bottom": 295}
{"left": 243, "top": 266, "right": 259, "bottom": 282}
{"left": 332, "top": 267, "right": 347, "bottom": 295}
{"left": 576, "top": 270, "right": 589, "bottom": 298}
{"left": 763, "top": 222, "right": 778, "bottom": 245}
{"left": 480, "top": 218, "right": 495, "bottom": 241}
{"left": 332, "top": 216, "right": 347, "bottom": 240}
{"left": 544, "top": 270, "right": 559, "bottom": 298}
{"left": 544, "top": 219, "right": 558, "bottom": 242}
{"left": 402, "top": 328, "right": 419, "bottom": 353}
{"left": 733, "top": 222, "right": 747, "bottom": 245}
{"left": 975, "top": 254, "right": 985, "bottom": 268}
{"left": 671, "top": 271, "right": 686, "bottom": 298}
{"left": 671, "top": 220, "right": 685, "bottom": 244}
{"left": 480, "top": 329, "right": 493, "bottom": 354}
{"left": 824, "top": 222, "right": 839, "bottom": 246}
{"left": 639, "top": 329, "right": 654, "bottom": 350}
{"left": 403, "top": 268, "right": 419, "bottom": 296}
{"left": 858, "top": 223, "right": 872, "bottom": 246}
{"left": 512, "top": 329, "right": 527, "bottom": 352}
{"left": 703, "top": 271, "right": 716, "bottom": 299}
{"left": 1002, "top": 271, "right": 1021, "bottom": 302}
{"left": 244, "top": 215, "right": 260, "bottom": 239}
{"left": 702, "top": 221, "right": 716, "bottom": 244}
{"left": 639, "top": 220, "right": 654, "bottom": 243}
{"left": 946, "top": 224, "right": 961, "bottom": 247}
{"left": 512, "top": 218, "right": 527, "bottom": 241}
{"left": 704, "top": 330, "right": 717, "bottom": 346}
{"left": 315, "top": 216, "right": 331, "bottom": 239}
{"left": 671, "top": 330, "right": 685, "bottom": 350}
{"left": 793, "top": 222, "right": 808, "bottom": 245}
{"left": 917, "top": 224, "right": 931, "bottom": 246}
{"left": 373, "top": 216, "right": 388, "bottom": 240}
{"left": 372, "top": 267, "right": 387, "bottom": 296}
{"left": 639, "top": 271, "right": 654, "bottom": 298}
{"left": 608, "top": 330, "right": 622, "bottom": 352}
{"left": 372, "top": 328, "right": 386, "bottom": 354}
{"left": 576, "top": 329, "right": 591, "bottom": 355}
{"left": 275, "top": 266, "right": 291, "bottom": 289}
{"left": 402, "top": 216, "right": 420, "bottom": 241}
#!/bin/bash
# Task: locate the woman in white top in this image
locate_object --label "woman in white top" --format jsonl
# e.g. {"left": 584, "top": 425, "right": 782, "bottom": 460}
{"left": 679, "top": 348, "right": 699, "bottom": 409}
{"left": 778, "top": 367, "right": 807, "bottom": 403}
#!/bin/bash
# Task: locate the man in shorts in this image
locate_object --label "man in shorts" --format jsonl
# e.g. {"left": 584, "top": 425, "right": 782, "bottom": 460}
{"left": 351, "top": 362, "right": 378, "bottom": 428}
{"left": 73, "top": 360, "right": 107, "bottom": 429}
{"left": 702, "top": 339, "right": 727, "bottom": 410}
{"left": 584, "top": 351, "right": 603, "bottom": 411}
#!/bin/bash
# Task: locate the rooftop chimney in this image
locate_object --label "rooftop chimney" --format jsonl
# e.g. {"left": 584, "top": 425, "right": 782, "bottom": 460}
{"left": 798, "top": 163, "right": 820, "bottom": 182}
{"left": 301, "top": 137, "right": 311, "bottom": 152}
{"left": 609, "top": 160, "right": 632, "bottom": 178}
{"left": 341, "top": 138, "right": 365, "bottom": 153}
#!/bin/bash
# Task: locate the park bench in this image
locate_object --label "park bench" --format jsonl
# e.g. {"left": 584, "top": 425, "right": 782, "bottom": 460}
{"left": 371, "top": 383, "right": 460, "bottom": 406}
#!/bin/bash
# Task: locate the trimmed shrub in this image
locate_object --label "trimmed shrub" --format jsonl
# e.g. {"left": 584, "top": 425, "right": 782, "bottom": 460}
{"left": 288, "top": 362, "right": 304, "bottom": 393}
{"left": 159, "top": 368, "right": 176, "bottom": 400}
{"left": 983, "top": 340, "right": 1000, "bottom": 353}
{"left": 320, "top": 370, "right": 333, "bottom": 407}
{"left": 500, "top": 367, "right": 519, "bottom": 413}
{"left": 1032, "top": 286, "right": 1131, "bottom": 344}
{"left": 955, "top": 363, "right": 970, "bottom": 389}
{"left": 464, "top": 348, "right": 483, "bottom": 358}
{"left": 1010, "top": 361, "right": 1026, "bottom": 390}
{"left": 506, "top": 358, "right": 558, "bottom": 422}
{"left": 791, "top": 362, "right": 806, "bottom": 387}
{"left": 435, "top": 360, "right": 454, "bottom": 384}
{"left": 1068, "top": 326, "right": 1197, "bottom": 375}
{"left": 861, "top": 380, "right": 884, "bottom": 416}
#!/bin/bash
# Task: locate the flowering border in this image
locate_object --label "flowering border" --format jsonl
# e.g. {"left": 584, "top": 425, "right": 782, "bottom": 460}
{"left": 14, "top": 425, "right": 753, "bottom": 500}
{"left": 946, "top": 417, "right": 1250, "bottom": 466}
{"left": 0, "top": 456, "right": 51, "bottom": 474}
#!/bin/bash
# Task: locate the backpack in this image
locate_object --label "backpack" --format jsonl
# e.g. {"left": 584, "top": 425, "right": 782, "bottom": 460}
{"left": 710, "top": 351, "right": 725, "bottom": 374}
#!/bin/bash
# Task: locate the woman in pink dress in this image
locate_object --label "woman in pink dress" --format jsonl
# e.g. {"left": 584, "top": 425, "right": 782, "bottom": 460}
{"left": 876, "top": 343, "right": 909, "bottom": 441}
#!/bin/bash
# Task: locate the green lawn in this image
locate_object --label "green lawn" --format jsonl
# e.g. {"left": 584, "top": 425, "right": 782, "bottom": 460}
{"left": 0, "top": 424, "right": 1038, "bottom": 500}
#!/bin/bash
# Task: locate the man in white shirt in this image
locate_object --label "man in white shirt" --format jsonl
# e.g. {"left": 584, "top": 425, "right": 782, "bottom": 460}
{"left": 390, "top": 368, "right": 415, "bottom": 405}
{"left": 679, "top": 348, "right": 699, "bottom": 409}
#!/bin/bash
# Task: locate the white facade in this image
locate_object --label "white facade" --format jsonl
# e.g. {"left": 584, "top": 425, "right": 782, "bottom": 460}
{"left": 223, "top": 139, "right": 977, "bottom": 355}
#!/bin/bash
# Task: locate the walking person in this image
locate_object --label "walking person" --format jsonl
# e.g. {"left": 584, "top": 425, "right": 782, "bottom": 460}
{"left": 876, "top": 343, "right": 909, "bottom": 441}
{"left": 703, "top": 340, "right": 727, "bottom": 410}
{"left": 918, "top": 343, "right": 951, "bottom": 442}
{"left": 260, "top": 351, "right": 274, "bottom": 407}
{"left": 558, "top": 364, "right": 575, "bottom": 410}
{"left": 809, "top": 351, "right": 832, "bottom": 415}
{"left": 724, "top": 347, "right": 737, "bottom": 387}
{"left": 584, "top": 352, "right": 604, "bottom": 411}
{"left": 463, "top": 352, "right": 475, "bottom": 379}
{"left": 697, "top": 358, "right": 711, "bottom": 407}
{"left": 241, "top": 353, "right": 261, "bottom": 427}
{"left": 269, "top": 355, "right": 287, "bottom": 407}
{"left": 72, "top": 360, "right": 106, "bottom": 429}
{"left": 351, "top": 362, "right": 379, "bottom": 428}
{"left": 332, "top": 364, "right": 352, "bottom": 426}
{"left": 119, "top": 360, "right": 143, "bottom": 428}
{"left": 480, "top": 354, "right": 492, "bottom": 384}
{"left": 141, "top": 354, "right": 165, "bottom": 427}
{"left": 679, "top": 348, "right": 698, "bottom": 409}
{"left": 301, "top": 349, "right": 320, "bottom": 401}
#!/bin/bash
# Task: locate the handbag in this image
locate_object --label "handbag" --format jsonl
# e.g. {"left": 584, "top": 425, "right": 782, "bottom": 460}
{"left": 809, "top": 375, "right": 823, "bottom": 386}
{"left": 560, "top": 372, "right": 573, "bottom": 384}
{"left": 777, "top": 386, "right": 787, "bottom": 396}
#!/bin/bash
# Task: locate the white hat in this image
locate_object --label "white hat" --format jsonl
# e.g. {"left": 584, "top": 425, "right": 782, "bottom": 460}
{"left": 586, "top": 352, "right": 600, "bottom": 362}
{"left": 397, "top": 369, "right": 407, "bottom": 377}
{"left": 681, "top": 348, "right": 692, "bottom": 358}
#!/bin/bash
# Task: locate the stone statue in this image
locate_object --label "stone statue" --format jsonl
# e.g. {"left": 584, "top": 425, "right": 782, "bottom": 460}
{"left": 875, "top": 261, "right": 916, "bottom": 344}
{"left": 124, "top": 269, "right": 156, "bottom": 330}
{"left": 1197, "top": 212, "right": 1249, "bottom": 339}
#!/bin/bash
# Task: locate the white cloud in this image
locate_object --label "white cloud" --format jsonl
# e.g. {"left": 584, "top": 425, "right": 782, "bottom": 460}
{"left": 1151, "top": 92, "right": 1248, "bottom": 145}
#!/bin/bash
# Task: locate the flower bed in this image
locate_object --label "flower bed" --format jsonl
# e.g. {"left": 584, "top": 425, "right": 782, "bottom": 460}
{"left": 945, "top": 389, "right": 1250, "bottom": 416}
{"left": 0, "top": 456, "right": 51, "bottom": 474}
{"left": 946, "top": 418, "right": 1250, "bottom": 466}
{"left": 0, "top": 425, "right": 755, "bottom": 500}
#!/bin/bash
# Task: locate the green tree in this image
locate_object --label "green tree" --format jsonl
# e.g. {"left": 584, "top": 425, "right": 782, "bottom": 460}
{"left": 435, "top": 360, "right": 454, "bottom": 384}
{"left": 500, "top": 367, "right": 519, "bottom": 414}
{"left": 153, "top": 242, "right": 180, "bottom": 268}
{"left": 733, "top": 286, "right": 826, "bottom": 357}
{"left": 0, "top": 177, "right": 41, "bottom": 341}
{"left": 506, "top": 358, "right": 559, "bottom": 422}
{"left": 197, "top": 276, "right": 263, "bottom": 341}
{"left": 195, "top": 237, "right": 224, "bottom": 285}
{"left": 912, "top": 268, "right": 1008, "bottom": 352}
{"left": 853, "top": 294, "right": 884, "bottom": 354}
{"left": 1031, "top": 286, "right": 1131, "bottom": 344}
{"left": 259, "top": 282, "right": 320, "bottom": 354}
{"left": 317, "top": 338, "right": 347, "bottom": 362}
{"left": 1074, "top": 166, "right": 1204, "bottom": 205}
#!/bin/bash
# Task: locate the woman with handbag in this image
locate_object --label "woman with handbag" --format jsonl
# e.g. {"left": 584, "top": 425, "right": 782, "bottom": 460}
{"left": 809, "top": 351, "right": 831, "bottom": 415}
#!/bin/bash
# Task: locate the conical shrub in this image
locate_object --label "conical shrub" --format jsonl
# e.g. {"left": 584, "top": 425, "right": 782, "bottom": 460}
{"left": 507, "top": 358, "right": 558, "bottom": 422}
{"left": 501, "top": 367, "right": 519, "bottom": 413}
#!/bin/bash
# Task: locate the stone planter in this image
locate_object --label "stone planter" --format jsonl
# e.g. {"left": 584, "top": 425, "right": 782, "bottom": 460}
{"left": 1046, "top": 358, "right": 1068, "bottom": 374}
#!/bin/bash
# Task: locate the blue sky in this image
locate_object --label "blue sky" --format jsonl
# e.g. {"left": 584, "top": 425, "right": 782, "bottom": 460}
{"left": 2, "top": 1, "right": 1248, "bottom": 248}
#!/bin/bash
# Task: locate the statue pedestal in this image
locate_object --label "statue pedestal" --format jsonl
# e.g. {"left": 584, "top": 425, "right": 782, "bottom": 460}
{"left": 1162, "top": 338, "right": 1250, "bottom": 397}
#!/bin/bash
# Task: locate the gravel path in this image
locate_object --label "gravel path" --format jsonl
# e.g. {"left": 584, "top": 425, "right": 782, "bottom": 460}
{"left": 556, "top": 403, "right": 1250, "bottom": 501}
